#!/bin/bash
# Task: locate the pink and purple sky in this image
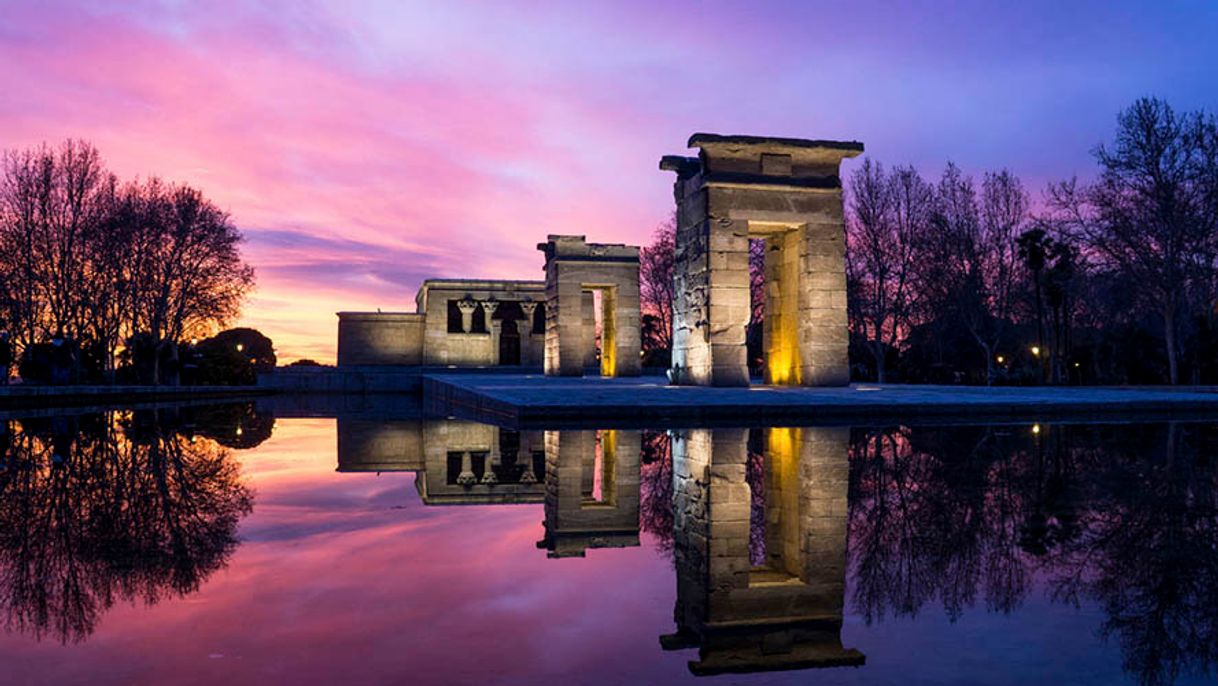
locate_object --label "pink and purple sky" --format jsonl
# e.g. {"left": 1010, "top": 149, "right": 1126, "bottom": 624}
{"left": 2, "top": 1, "right": 1215, "bottom": 362}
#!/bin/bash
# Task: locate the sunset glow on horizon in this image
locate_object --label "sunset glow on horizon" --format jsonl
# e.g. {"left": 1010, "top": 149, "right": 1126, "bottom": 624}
{"left": 3, "top": 1, "right": 1214, "bottom": 362}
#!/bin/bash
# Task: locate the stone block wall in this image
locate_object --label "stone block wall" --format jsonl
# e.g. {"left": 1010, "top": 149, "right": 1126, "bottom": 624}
{"left": 662, "top": 134, "right": 862, "bottom": 387}
{"left": 538, "top": 235, "right": 642, "bottom": 377}
{"left": 416, "top": 280, "right": 546, "bottom": 367}
{"left": 337, "top": 312, "right": 425, "bottom": 366}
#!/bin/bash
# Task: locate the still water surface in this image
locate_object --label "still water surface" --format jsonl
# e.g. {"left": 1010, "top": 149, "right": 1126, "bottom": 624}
{"left": 0, "top": 404, "right": 1215, "bottom": 685}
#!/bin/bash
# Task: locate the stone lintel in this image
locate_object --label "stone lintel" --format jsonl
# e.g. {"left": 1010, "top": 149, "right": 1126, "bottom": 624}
{"left": 538, "top": 234, "right": 640, "bottom": 262}
{"left": 688, "top": 133, "right": 864, "bottom": 155}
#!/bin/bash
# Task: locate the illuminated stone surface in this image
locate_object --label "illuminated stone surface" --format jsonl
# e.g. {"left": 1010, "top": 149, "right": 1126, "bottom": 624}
{"left": 662, "top": 134, "right": 863, "bottom": 387}
{"left": 537, "top": 235, "right": 641, "bottom": 378}
{"left": 337, "top": 279, "right": 547, "bottom": 367}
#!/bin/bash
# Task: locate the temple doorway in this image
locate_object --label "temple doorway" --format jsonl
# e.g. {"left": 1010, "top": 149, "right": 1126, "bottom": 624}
{"left": 499, "top": 319, "right": 521, "bottom": 365}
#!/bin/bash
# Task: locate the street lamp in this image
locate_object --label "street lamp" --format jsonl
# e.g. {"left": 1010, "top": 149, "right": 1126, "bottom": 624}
{"left": 996, "top": 355, "right": 1005, "bottom": 364}
{"left": 1030, "top": 346, "right": 1040, "bottom": 356}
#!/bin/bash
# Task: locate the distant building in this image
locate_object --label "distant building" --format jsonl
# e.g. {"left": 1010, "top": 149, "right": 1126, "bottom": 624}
{"left": 338, "top": 278, "right": 552, "bottom": 368}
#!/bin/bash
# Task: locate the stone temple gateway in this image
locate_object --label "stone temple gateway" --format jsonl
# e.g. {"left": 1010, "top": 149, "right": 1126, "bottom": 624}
{"left": 333, "top": 132, "right": 859, "bottom": 388}
{"left": 538, "top": 235, "right": 641, "bottom": 378}
{"left": 662, "top": 134, "right": 863, "bottom": 387}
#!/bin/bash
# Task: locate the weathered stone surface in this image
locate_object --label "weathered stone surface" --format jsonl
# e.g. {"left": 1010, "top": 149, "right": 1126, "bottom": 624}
{"left": 663, "top": 133, "right": 862, "bottom": 388}
{"left": 538, "top": 235, "right": 642, "bottom": 378}
{"left": 337, "top": 312, "right": 424, "bottom": 366}
{"left": 338, "top": 279, "right": 547, "bottom": 368}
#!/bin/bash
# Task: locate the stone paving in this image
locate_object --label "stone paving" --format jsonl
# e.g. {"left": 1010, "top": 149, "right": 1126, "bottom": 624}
{"left": 422, "top": 372, "right": 1218, "bottom": 427}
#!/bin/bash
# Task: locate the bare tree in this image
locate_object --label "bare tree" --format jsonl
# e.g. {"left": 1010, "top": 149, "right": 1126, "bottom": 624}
{"left": 0, "top": 140, "right": 255, "bottom": 384}
{"left": 128, "top": 181, "right": 254, "bottom": 384}
{"left": 846, "top": 160, "right": 928, "bottom": 382}
{"left": 976, "top": 169, "right": 1029, "bottom": 380}
{"left": 1049, "top": 98, "right": 1218, "bottom": 384}
{"left": 639, "top": 218, "right": 675, "bottom": 352}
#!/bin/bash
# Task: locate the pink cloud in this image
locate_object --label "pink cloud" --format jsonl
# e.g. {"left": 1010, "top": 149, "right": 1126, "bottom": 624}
{"left": 4, "top": 0, "right": 1213, "bottom": 361}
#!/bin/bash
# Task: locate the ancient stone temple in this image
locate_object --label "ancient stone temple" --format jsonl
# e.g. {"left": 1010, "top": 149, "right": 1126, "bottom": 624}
{"left": 661, "top": 427, "right": 863, "bottom": 675}
{"left": 537, "top": 235, "right": 642, "bottom": 377}
{"left": 337, "top": 279, "right": 556, "bottom": 368}
{"left": 661, "top": 134, "right": 863, "bottom": 387}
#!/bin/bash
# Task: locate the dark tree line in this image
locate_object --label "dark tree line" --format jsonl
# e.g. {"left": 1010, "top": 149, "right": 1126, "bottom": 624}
{"left": 850, "top": 97, "right": 1218, "bottom": 385}
{"left": 0, "top": 140, "right": 255, "bottom": 385}
{"left": 847, "top": 421, "right": 1218, "bottom": 686}
{"left": 639, "top": 98, "right": 1218, "bottom": 385}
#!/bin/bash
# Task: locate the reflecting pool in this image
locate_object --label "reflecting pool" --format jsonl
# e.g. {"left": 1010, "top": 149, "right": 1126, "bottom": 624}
{"left": 1, "top": 404, "right": 1216, "bottom": 685}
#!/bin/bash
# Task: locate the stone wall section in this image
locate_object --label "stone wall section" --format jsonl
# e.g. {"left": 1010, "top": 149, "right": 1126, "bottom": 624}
{"left": 538, "top": 235, "right": 641, "bottom": 377}
{"left": 662, "top": 133, "right": 861, "bottom": 387}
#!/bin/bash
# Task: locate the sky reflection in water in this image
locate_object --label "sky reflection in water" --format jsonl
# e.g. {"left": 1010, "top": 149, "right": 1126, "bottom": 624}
{"left": 0, "top": 406, "right": 1215, "bottom": 686}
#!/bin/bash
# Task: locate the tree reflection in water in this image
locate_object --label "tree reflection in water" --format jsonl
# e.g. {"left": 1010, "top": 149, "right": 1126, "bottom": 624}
{"left": 0, "top": 407, "right": 258, "bottom": 644}
{"left": 635, "top": 422, "right": 1218, "bottom": 684}
{"left": 848, "top": 422, "right": 1218, "bottom": 686}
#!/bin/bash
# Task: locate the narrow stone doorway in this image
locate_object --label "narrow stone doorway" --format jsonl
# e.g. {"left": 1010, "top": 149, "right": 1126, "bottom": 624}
{"left": 499, "top": 319, "right": 521, "bottom": 365}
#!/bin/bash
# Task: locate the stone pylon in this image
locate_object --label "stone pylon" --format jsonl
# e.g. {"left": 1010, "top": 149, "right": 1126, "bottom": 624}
{"left": 661, "top": 134, "right": 863, "bottom": 387}
{"left": 537, "top": 235, "right": 641, "bottom": 377}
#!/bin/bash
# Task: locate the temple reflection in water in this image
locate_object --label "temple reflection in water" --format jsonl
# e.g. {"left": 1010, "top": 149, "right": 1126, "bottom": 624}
{"left": 5, "top": 405, "right": 1218, "bottom": 685}
{"left": 335, "top": 416, "right": 860, "bottom": 676}
{"left": 662, "top": 428, "right": 863, "bottom": 675}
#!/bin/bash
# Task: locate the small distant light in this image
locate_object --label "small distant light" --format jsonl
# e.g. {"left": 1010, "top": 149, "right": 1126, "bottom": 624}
{"left": 1073, "top": 362, "right": 1080, "bottom": 368}
{"left": 236, "top": 343, "right": 244, "bottom": 352}
{"left": 235, "top": 427, "right": 244, "bottom": 436}
{"left": 1032, "top": 424, "right": 1041, "bottom": 435}
{"left": 1030, "top": 346, "right": 1040, "bottom": 356}
{"left": 190, "top": 338, "right": 198, "bottom": 346}
{"left": 996, "top": 355, "right": 1005, "bottom": 364}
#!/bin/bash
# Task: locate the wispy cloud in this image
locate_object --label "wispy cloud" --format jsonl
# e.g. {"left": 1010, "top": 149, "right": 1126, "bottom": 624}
{"left": 2, "top": 0, "right": 1214, "bottom": 360}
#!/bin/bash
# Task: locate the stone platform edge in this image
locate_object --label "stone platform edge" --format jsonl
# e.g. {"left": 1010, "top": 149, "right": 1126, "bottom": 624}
{"left": 421, "top": 375, "right": 1218, "bottom": 428}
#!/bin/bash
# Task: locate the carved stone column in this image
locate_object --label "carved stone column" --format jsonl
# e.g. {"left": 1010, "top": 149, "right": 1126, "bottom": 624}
{"left": 519, "top": 300, "right": 538, "bottom": 366}
{"left": 455, "top": 298, "right": 477, "bottom": 334}
{"left": 482, "top": 299, "right": 499, "bottom": 364}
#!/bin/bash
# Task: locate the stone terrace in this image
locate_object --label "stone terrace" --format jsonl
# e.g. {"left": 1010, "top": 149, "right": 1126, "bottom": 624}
{"left": 421, "top": 373, "right": 1218, "bottom": 428}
